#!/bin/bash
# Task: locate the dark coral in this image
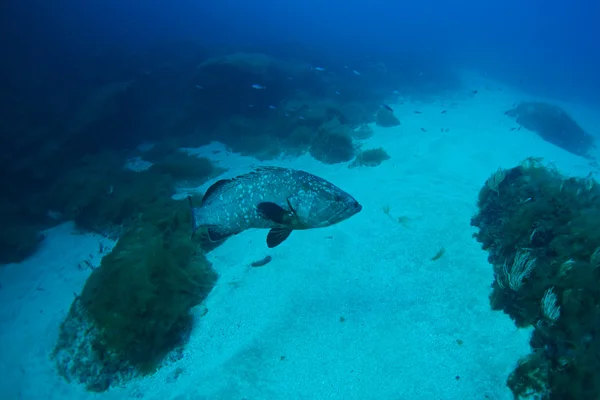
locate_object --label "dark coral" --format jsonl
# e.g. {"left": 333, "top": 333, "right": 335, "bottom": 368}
{"left": 50, "top": 150, "right": 224, "bottom": 391}
{"left": 81, "top": 204, "right": 217, "bottom": 372}
{"left": 52, "top": 196, "right": 218, "bottom": 391}
{"left": 505, "top": 102, "right": 596, "bottom": 159}
{"left": 348, "top": 148, "right": 390, "bottom": 168}
{"left": 471, "top": 158, "right": 600, "bottom": 399}
{"left": 309, "top": 132, "right": 355, "bottom": 164}
{"left": 0, "top": 206, "right": 45, "bottom": 264}
{"left": 308, "top": 117, "right": 356, "bottom": 164}
{"left": 42, "top": 150, "right": 223, "bottom": 237}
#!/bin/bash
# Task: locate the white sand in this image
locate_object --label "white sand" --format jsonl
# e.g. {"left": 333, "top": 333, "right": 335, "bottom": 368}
{"left": 1, "top": 73, "right": 598, "bottom": 400}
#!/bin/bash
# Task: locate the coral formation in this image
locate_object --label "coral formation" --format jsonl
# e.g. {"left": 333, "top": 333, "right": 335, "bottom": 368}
{"left": 42, "top": 150, "right": 224, "bottom": 237}
{"left": 52, "top": 201, "right": 217, "bottom": 390}
{"left": 309, "top": 117, "right": 356, "bottom": 164}
{"left": 348, "top": 148, "right": 390, "bottom": 168}
{"left": 49, "top": 149, "right": 224, "bottom": 391}
{"left": 351, "top": 124, "right": 374, "bottom": 140}
{"left": 309, "top": 131, "right": 355, "bottom": 164}
{"left": 505, "top": 102, "right": 596, "bottom": 159}
{"left": 471, "top": 157, "right": 600, "bottom": 399}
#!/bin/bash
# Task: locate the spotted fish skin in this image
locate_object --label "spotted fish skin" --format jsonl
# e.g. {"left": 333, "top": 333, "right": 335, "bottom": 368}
{"left": 189, "top": 166, "right": 362, "bottom": 248}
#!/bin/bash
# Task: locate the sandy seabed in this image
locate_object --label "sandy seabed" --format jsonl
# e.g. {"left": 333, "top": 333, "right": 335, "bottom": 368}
{"left": 1, "top": 73, "right": 599, "bottom": 400}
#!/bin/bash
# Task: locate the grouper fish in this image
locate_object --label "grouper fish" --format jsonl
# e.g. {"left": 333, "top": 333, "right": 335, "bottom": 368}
{"left": 188, "top": 166, "right": 362, "bottom": 248}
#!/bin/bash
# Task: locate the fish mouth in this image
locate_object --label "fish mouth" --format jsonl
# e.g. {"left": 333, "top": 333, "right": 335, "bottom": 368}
{"left": 349, "top": 200, "right": 362, "bottom": 215}
{"left": 327, "top": 201, "right": 362, "bottom": 225}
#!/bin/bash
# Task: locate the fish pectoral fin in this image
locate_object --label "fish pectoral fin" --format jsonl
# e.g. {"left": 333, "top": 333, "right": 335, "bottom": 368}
{"left": 266, "top": 228, "right": 293, "bottom": 248}
{"left": 206, "top": 225, "right": 234, "bottom": 242}
{"left": 256, "top": 202, "right": 292, "bottom": 224}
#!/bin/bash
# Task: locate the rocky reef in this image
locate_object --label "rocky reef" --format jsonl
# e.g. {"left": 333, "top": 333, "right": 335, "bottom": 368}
{"left": 348, "top": 147, "right": 390, "bottom": 168}
{"left": 505, "top": 102, "right": 596, "bottom": 159}
{"left": 471, "top": 158, "right": 600, "bottom": 399}
{"left": 48, "top": 148, "right": 224, "bottom": 391}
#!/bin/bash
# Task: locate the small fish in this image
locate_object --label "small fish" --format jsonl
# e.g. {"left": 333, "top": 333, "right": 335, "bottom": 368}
{"left": 392, "top": 90, "right": 399, "bottom": 94}
{"left": 414, "top": 111, "right": 422, "bottom": 114}
{"left": 251, "top": 255, "right": 272, "bottom": 268}
{"left": 284, "top": 113, "right": 290, "bottom": 117}
{"left": 298, "top": 116, "right": 305, "bottom": 120}
{"left": 195, "top": 85, "right": 203, "bottom": 90}
{"left": 441, "top": 110, "right": 447, "bottom": 114}
{"left": 472, "top": 90, "right": 478, "bottom": 94}
{"left": 335, "top": 91, "right": 341, "bottom": 95}
{"left": 251, "top": 84, "right": 266, "bottom": 90}
{"left": 510, "top": 127, "right": 517, "bottom": 131}
{"left": 268, "top": 105, "right": 277, "bottom": 109}
{"left": 314, "top": 67, "right": 326, "bottom": 72}
{"left": 352, "top": 70, "right": 361, "bottom": 76}
{"left": 248, "top": 104, "right": 255, "bottom": 107}
{"left": 189, "top": 167, "right": 362, "bottom": 248}
{"left": 420, "top": 128, "right": 427, "bottom": 132}
{"left": 382, "top": 104, "right": 394, "bottom": 112}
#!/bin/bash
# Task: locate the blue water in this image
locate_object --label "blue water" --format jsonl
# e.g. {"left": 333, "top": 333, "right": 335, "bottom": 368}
{"left": 4, "top": 0, "right": 599, "bottom": 103}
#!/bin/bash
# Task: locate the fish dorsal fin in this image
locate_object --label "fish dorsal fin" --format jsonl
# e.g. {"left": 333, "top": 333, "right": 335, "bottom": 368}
{"left": 253, "top": 166, "right": 288, "bottom": 173}
{"left": 201, "top": 178, "right": 234, "bottom": 205}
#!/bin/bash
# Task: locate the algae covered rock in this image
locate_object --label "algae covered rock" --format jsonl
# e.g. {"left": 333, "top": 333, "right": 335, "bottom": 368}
{"left": 50, "top": 148, "right": 224, "bottom": 391}
{"left": 348, "top": 148, "right": 390, "bottom": 168}
{"left": 309, "top": 117, "right": 356, "bottom": 164}
{"left": 43, "top": 150, "right": 223, "bottom": 237}
{"left": 471, "top": 158, "right": 600, "bottom": 399}
{"left": 309, "top": 132, "right": 355, "bottom": 164}
{"left": 505, "top": 102, "right": 596, "bottom": 159}
{"left": 53, "top": 198, "right": 218, "bottom": 390}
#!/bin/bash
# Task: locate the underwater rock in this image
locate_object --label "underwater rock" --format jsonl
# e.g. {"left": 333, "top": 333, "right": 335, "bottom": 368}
{"left": 351, "top": 124, "right": 374, "bottom": 140}
{"left": 284, "top": 126, "right": 317, "bottom": 156}
{"left": 53, "top": 200, "right": 218, "bottom": 391}
{"left": 211, "top": 116, "right": 283, "bottom": 160}
{"left": 471, "top": 157, "right": 600, "bottom": 399}
{"left": 375, "top": 107, "right": 400, "bottom": 127}
{"left": 42, "top": 149, "right": 223, "bottom": 237}
{"left": 196, "top": 52, "right": 303, "bottom": 77}
{"left": 348, "top": 148, "right": 390, "bottom": 168}
{"left": 0, "top": 222, "right": 44, "bottom": 265}
{"left": 505, "top": 102, "right": 596, "bottom": 159}
{"left": 308, "top": 117, "right": 356, "bottom": 164}
{"left": 52, "top": 298, "right": 136, "bottom": 392}
{"left": 309, "top": 131, "right": 355, "bottom": 164}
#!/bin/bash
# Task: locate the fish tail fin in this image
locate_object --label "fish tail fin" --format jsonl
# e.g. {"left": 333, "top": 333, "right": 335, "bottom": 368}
{"left": 188, "top": 196, "right": 202, "bottom": 238}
